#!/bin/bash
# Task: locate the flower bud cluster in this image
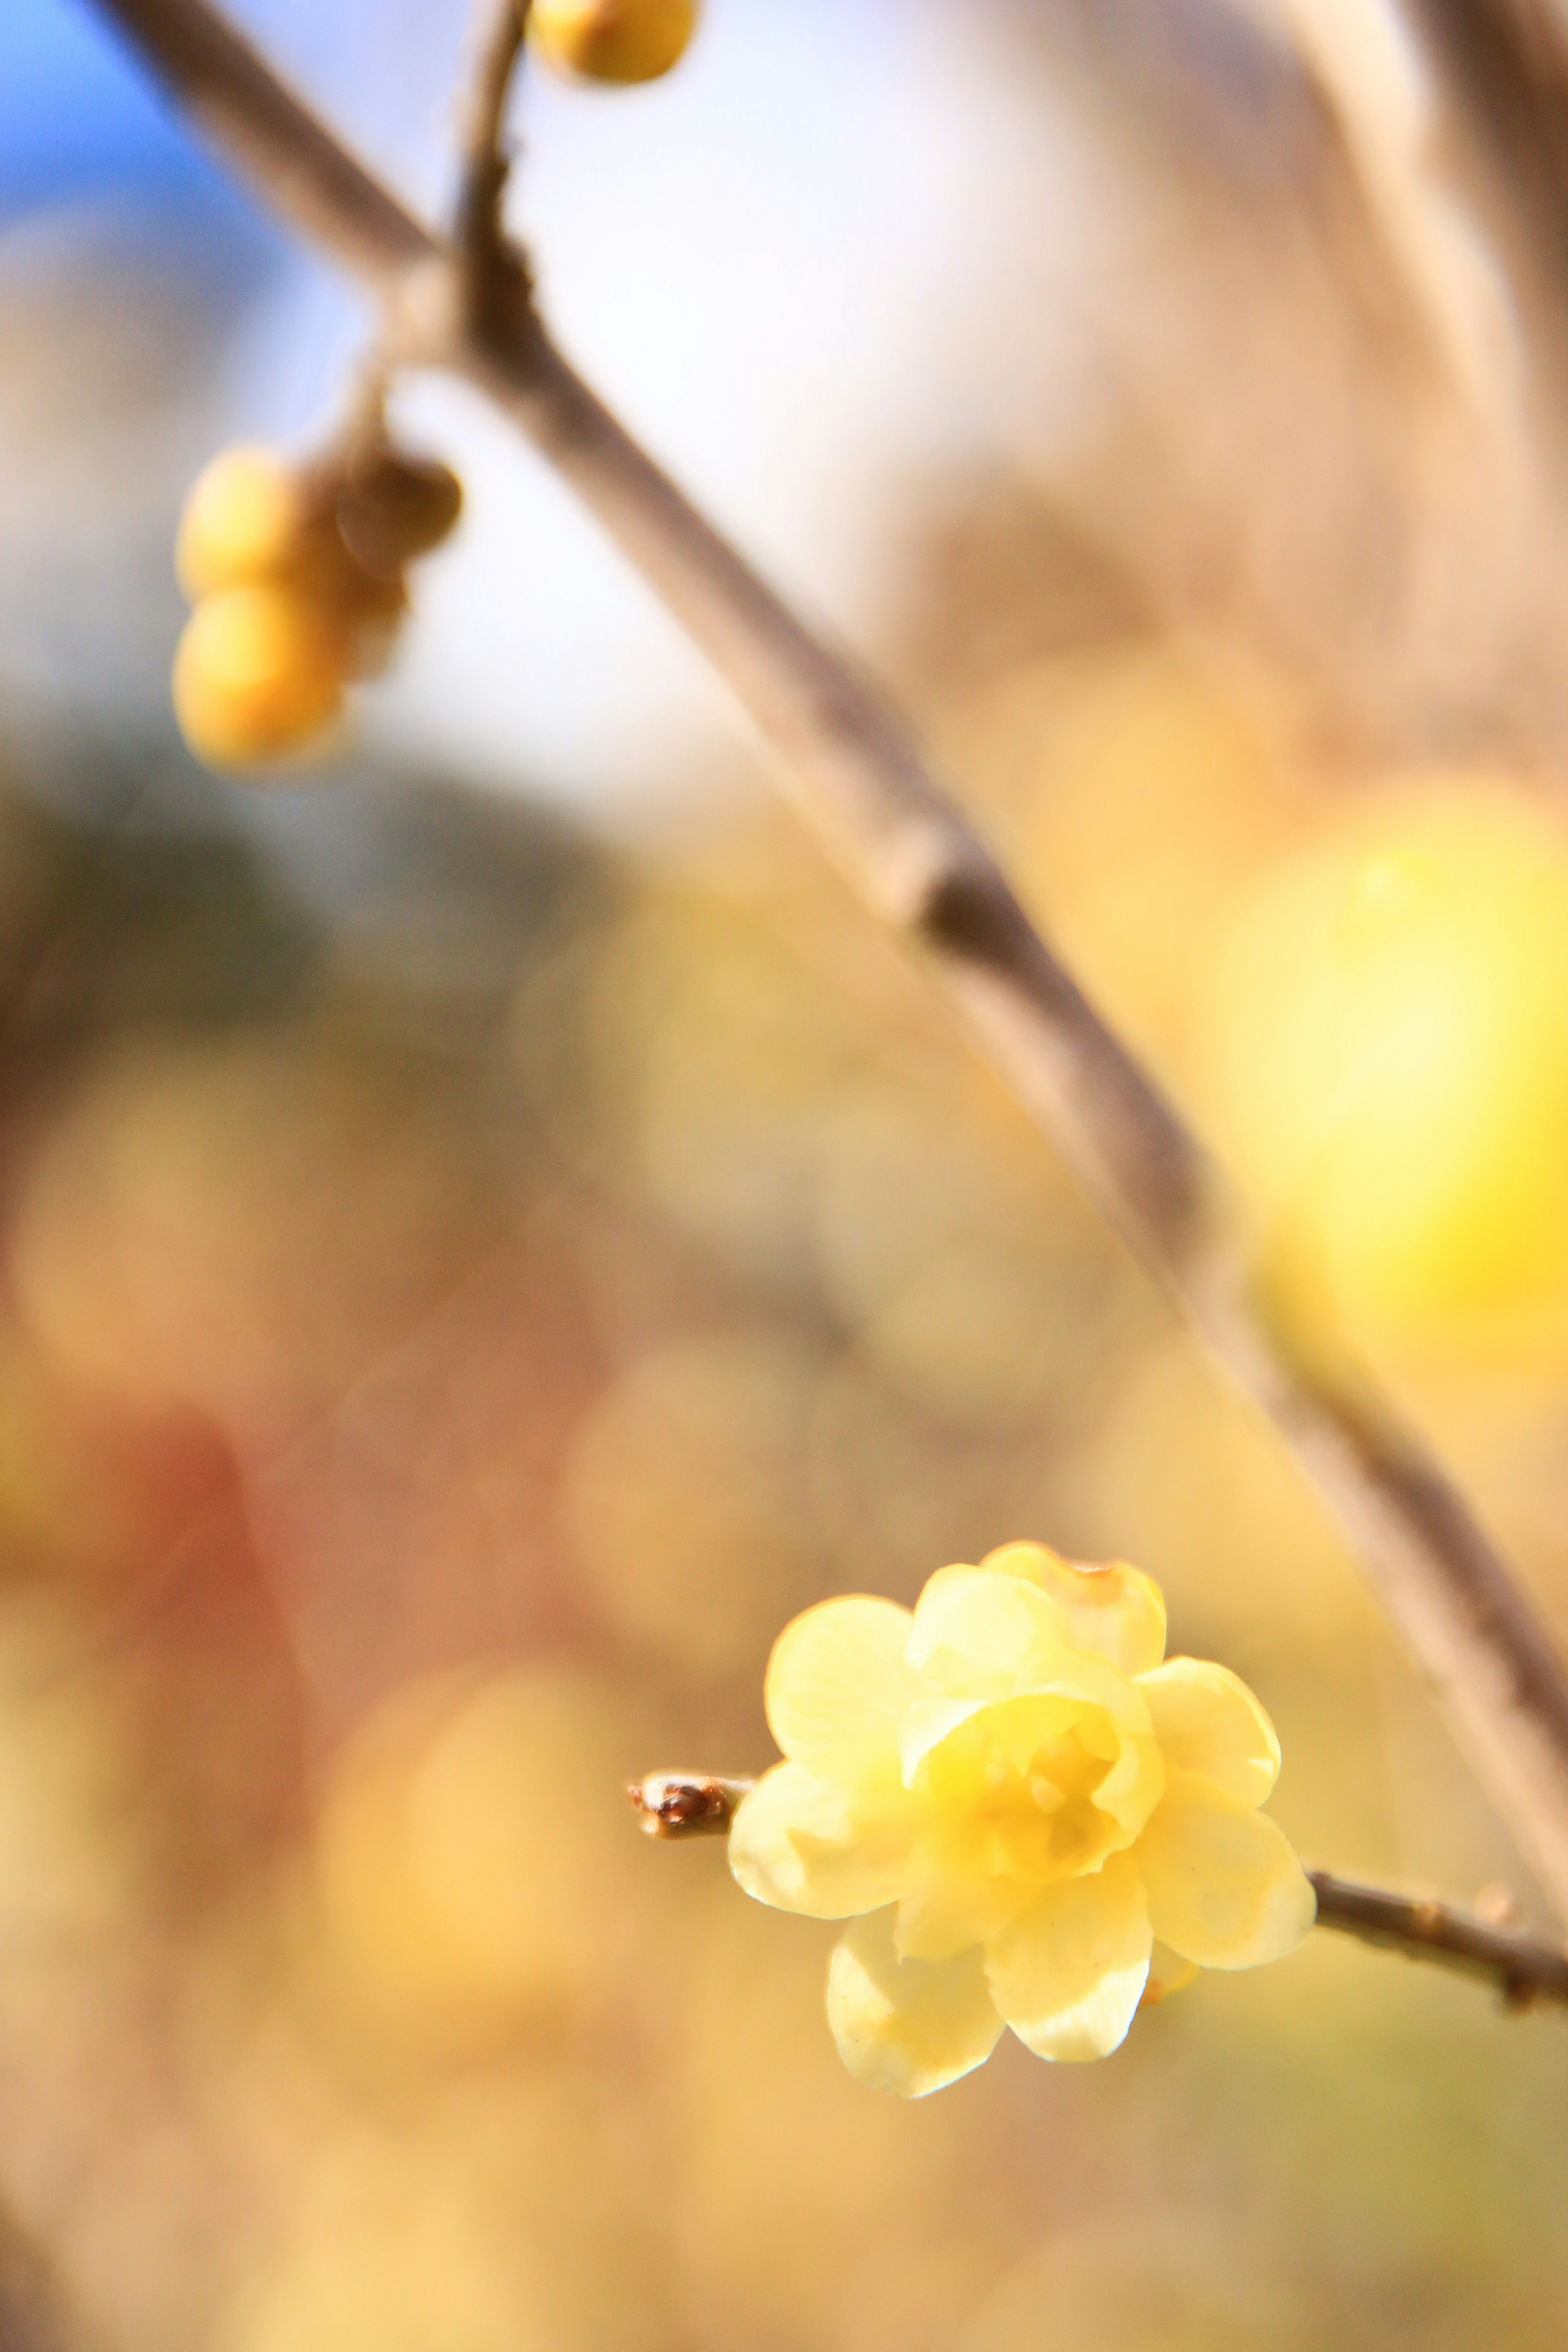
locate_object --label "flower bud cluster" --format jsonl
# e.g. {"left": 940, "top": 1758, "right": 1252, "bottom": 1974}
{"left": 172, "top": 443, "right": 462, "bottom": 769}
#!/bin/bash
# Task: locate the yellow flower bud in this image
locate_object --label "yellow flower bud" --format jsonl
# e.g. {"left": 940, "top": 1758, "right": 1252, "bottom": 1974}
{"left": 175, "top": 447, "right": 308, "bottom": 601}
{"left": 172, "top": 585, "right": 345, "bottom": 768}
{"left": 528, "top": 0, "right": 698, "bottom": 86}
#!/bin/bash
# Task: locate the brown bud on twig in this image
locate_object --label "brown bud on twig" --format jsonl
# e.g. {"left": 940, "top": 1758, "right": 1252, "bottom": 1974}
{"left": 336, "top": 450, "right": 464, "bottom": 579}
{"left": 627, "top": 1773, "right": 754, "bottom": 1840}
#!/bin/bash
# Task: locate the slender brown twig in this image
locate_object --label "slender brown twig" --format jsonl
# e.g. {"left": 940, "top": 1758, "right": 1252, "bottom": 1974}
{"left": 87, "top": 0, "right": 1568, "bottom": 1919}
{"left": 627, "top": 1774, "right": 1568, "bottom": 2012}
{"left": 453, "top": 0, "right": 532, "bottom": 331}
{"left": 1307, "top": 1867, "right": 1568, "bottom": 2009}
{"left": 1413, "top": 0, "right": 1568, "bottom": 298}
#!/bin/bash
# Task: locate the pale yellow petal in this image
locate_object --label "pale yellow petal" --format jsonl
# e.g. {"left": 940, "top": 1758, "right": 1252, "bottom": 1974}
{"left": 826, "top": 1907, "right": 1003, "bottom": 2097}
{"left": 983, "top": 1541, "right": 1071, "bottom": 1587}
{"left": 764, "top": 1595, "right": 918, "bottom": 1787}
{"left": 984, "top": 1855, "right": 1152, "bottom": 2062}
{"left": 1140, "top": 1940, "right": 1199, "bottom": 2007}
{"left": 1134, "top": 1773, "right": 1316, "bottom": 1969}
{"left": 899, "top": 1682, "right": 1150, "bottom": 1796}
{"left": 1136, "top": 1658, "right": 1281, "bottom": 1806}
{"left": 983, "top": 1544, "right": 1167, "bottom": 1675}
{"left": 894, "top": 1823, "right": 1022, "bottom": 1960}
{"left": 1024, "top": 1658, "right": 1151, "bottom": 1738}
{"left": 906, "top": 1566, "right": 1067, "bottom": 1699}
{"left": 1088, "top": 1727, "right": 1166, "bottom": 1843}
{"left": 898, "top": 1692, "right": 987, "bottom": 1787}
{"left": 728, "top": 1763, "right": 913, "bottom": 1919}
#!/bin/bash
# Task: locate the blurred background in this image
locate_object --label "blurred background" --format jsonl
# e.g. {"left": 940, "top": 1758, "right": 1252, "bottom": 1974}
{"left": 4, "top": 0, "right": 1568, "bottom": 2346}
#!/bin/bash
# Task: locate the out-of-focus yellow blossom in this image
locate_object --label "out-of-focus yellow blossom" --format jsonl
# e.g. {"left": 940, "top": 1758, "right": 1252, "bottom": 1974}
{"left": 729, "top": 1543, "right": 1314, "bottom": 2096}
{"left": 1196, "top": 781, "right": 1568, "bottom": 1372}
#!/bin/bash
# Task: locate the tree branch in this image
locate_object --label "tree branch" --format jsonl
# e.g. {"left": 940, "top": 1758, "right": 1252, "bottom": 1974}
{"left": 86, "top": 0, "right": 1568, "bottom": 1919}
{"left": 453, "top": 0, "right": 532, "bottom": 330}
{"left": 628, "top": 1775, "right": 1568, "bottom": 2011}
{"left": 92, "top": 0, "right": 432, "bottom": 286}
{"left": 1412, "top": 0, "right": 1568, "bottom": 299}
{"left": 1308, "top": 1867, "right": 1568, "bottom": 2008}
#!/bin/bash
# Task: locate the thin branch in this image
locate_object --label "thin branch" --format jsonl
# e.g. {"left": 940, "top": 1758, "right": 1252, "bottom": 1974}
{"left": 1412, "top": 0, "right": 1568, "bottom": 298}
{"left": 91, "top": 0, "right": 432, "bottom": 287}
{"left": 86, "top": 0, "right": 1568, "bottom": 1919}
{"left": 1309, "top": 1868, "right": 1568, "bottom": 2009}
{"left": 453, "top": 0, "right": 532, "bottom": 330}
{"left": 628, "top": 1775, "right": 1568, "bottom": 2012}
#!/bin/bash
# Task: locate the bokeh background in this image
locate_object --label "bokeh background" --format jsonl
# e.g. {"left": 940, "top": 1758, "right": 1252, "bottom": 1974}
{"left": 4, "top": 0, "right": 1568, "bottom": 2346}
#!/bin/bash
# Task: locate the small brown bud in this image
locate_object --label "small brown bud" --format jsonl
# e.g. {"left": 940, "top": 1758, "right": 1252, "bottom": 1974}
{"left": 627, "top": 1773, "right": 751, "bottom": 1839}
{"left": 337, "top": 451, "right": 463, "bottom": 579}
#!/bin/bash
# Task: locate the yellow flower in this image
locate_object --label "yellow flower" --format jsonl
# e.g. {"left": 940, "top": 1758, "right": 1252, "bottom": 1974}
{"left": 729, "top": 1543, "right": 1315, "bottom": 2096}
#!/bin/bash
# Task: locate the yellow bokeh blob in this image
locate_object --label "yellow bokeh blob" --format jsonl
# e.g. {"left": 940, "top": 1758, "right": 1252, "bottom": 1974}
{"left": 530, "top": 0, "right": 699, "bottom": 85}
{"left": 309, "top": 1667, "right": 641, "bottom": 2052}
{"left": 0, "top": 1597, "right": 138, "bottom": 1929}
{"left": 968, "top": 639, "right": 1310, "bottom": 1065}
{"left": 1194, "top": 781, "right": 1568, "bottom": 1371}
{"left": 561, "top": 1332, "right": 828, "bottom": 1671}
{"left": 217, "top": 2108, "right": 668, "bottom": 2352}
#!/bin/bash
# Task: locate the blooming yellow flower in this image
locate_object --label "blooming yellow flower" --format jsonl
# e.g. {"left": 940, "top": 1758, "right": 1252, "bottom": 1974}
{"left": 729, "top": 1543, "right": 1315, "bottom": 2095}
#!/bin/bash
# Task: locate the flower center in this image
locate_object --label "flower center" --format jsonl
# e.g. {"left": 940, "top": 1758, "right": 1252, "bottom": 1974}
{"left": 922, "top": 1694, "right": 1158, "bottom": 1891}
{"left": 977, "top": 1726, "right": 1117, "bottom": 1882}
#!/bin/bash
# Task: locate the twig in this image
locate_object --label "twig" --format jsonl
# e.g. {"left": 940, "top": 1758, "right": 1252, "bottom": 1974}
{"left": 86, "top": 0, "right": 1568, "bottom": 1918}
{"left": 1309, "top": 1868, "right": 1568, "bottom": 2010}
{"left": 1263, "top": 0, "right": 1526, "bottom": 427}
{"left": 1412, "top": 0, "right": 1568, "bottom": 298}
{"left": 91, "top": 0, "right": 430, "bottom": 286}
{"left": 453, "top": 0, "right": 532, "bottom": 331}
{"left": 627, "top": 1775, "right": 1568, "bottom": 2012}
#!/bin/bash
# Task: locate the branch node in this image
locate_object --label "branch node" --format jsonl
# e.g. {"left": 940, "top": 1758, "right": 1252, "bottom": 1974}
{"left": 628, "top": 1774, "right": 750, "bottom": 1840}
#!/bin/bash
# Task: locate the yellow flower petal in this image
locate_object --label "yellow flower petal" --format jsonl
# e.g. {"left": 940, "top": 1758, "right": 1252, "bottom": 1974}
{"left": 895, "top": 1822, "right": 1023, "bottom": 1960}
{"left": 898, "top": 1692, "right": 989, "bottom": 1787}
{"left": 1140, "top": 1940, "right": 1199, "bottom": 2007}
{"left": 1134, "top": 1772, "right": 1317, "bottom": 1968}
{"left": 1088, "top": 1726, "right": 1166, "bottom": 1842}
{"left": 1136, "top": 1658, "right": 1281, "bottom": 1806}
{"left": 984, "top": 1855, "right": 1152, "bottom": 2062}
{"left": 826, "top": 1907, "right": 1004, "bottom": 2097}
{"left": 898, "top": 1683, "right": 1150, "bottom": 1795}
{"left": 1025, "top": 1659, "right": 1151, "bottom": 1737}
{"left": 728, "top": 1763, "right": 914, "bottom": 1919}
{"left": 906, "top": 1566, "right": 1067, "bottom": 1698}
{"left": 983, "top": 1544, "right": 1167, "bottom": 1675}
{"left": 764, "top": 1596, "right": 917, "bottom": 1788}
